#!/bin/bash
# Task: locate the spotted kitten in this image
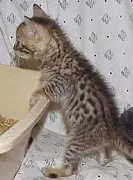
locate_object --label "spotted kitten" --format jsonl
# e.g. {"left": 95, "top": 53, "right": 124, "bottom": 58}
{"left": 13, "top": 4, "right": 133, "bottom": 178}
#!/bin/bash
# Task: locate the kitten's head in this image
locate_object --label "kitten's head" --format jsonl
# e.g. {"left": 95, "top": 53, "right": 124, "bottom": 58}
{"left": 13, "top": 4, "right": 63, "bottom": 70}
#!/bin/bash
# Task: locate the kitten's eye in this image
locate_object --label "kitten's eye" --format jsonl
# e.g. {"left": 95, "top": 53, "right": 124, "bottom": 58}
{"left": 21, "top": 44, "right": 33, "bottom": 54}
{"left": 22, "top": 44, "right": 28, "bottom": 49}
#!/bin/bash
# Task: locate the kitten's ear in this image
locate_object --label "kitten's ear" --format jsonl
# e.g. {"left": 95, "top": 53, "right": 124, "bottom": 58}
{"left": 24, "top": 16, "right": 36, "bottom": 36}
{"left": 33, "top": 4, "right": 49, "bottom": 18}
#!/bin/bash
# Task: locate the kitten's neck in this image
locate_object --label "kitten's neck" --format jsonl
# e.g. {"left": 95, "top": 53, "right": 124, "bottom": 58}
{"left": 39, "top": 37, "right": 73, "bottom": 70}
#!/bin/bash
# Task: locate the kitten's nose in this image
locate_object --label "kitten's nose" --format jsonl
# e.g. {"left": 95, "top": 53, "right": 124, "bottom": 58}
{"left": 13, "top": 44, "right": 17, "bottom": 50}
{"left": 13, "top": 41, "right": 20, "bottom": 50}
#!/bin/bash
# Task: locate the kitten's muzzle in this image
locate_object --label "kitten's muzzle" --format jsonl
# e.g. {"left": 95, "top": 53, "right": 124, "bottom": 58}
{"left": 13, "top": 43, "right": 19, "bottom": 51}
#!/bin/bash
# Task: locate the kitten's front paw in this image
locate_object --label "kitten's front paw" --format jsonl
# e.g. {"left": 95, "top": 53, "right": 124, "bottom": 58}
{"left": 29, "top": 91, "right": 43, "bottom": 109}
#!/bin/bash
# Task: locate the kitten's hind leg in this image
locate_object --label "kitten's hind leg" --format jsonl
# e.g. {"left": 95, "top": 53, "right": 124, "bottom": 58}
{"left": 42, "top": 138, "right": 80, "bottom": 178}
{"left": 42, "top": 154, "right": 79, "bottom": 178}
{"left": 96, "top": 146, "right": 112, "bottom": 166}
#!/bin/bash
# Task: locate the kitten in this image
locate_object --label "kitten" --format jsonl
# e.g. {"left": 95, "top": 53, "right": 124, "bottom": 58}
{"left": 13, "top": 4, "right": 133, "bottom": 178}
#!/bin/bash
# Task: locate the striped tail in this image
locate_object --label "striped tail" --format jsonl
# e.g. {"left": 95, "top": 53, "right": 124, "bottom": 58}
{"left": 113, "top": 133, "right": 133, "bottom": 160}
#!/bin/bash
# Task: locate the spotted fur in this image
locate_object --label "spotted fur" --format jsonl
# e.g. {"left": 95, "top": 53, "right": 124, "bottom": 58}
{"left": 13, "top": 4, "right": 133, "bottom": 178}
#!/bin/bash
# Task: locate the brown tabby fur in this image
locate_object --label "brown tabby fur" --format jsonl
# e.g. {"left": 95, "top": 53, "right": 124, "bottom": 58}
{"left": 13, "top": 4, "right": 133, "bottom": 178}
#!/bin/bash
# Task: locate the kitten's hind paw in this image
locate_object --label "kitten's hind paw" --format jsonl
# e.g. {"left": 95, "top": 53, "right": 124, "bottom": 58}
{"left": 42, "top": 167, "right": 61, "bottom": 178}
{"left": 41, "top": 167, "right": 75, "bottom": 178}
{"left": 96, "top": 156, "right": 112, "bottom": 166}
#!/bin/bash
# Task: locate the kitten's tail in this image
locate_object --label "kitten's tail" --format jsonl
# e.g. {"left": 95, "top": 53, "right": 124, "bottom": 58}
{"left": 113, "top": 132, "right": 133, "bottom": 159}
